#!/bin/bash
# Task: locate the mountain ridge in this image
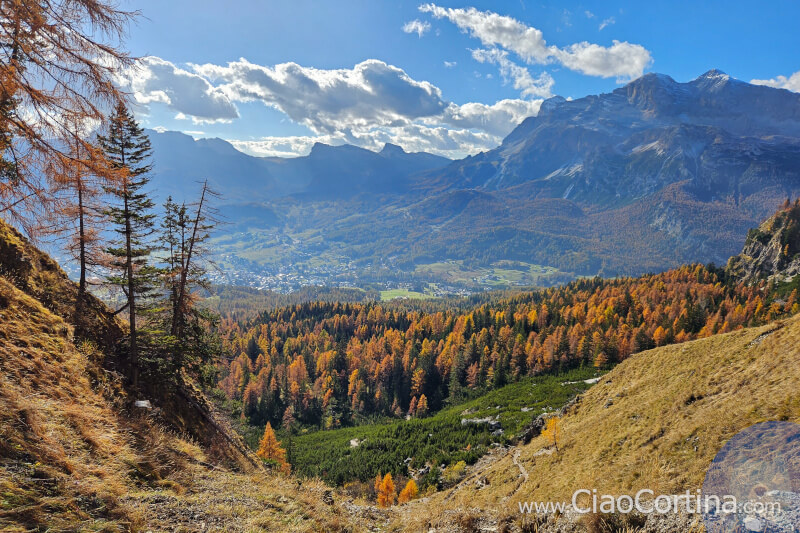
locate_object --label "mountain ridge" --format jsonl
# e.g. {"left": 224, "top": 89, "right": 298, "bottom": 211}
{"left": 146, "top": 70, "right": 800, "bottom": 288}
{"left": 147, "top": 129, "right": 451, "bottom": 203}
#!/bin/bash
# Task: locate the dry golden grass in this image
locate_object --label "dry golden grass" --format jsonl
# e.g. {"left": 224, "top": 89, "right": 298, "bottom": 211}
{"left": 0, "top": 276, "right": 135, "bottom": 529}
{"left": 0, "top": 217, "right": 382, "bottom": 531}
{"left": 121, "top": 470, "right": 379, "bottom": 532}
{"left": 0, "top": 274, "right": 373, "bottom": 532}
{"left": 0, "top": 220, "right": 123, "bottom": 351}
{"left": 397, "top": 315, "right": 800, "bottom": 531}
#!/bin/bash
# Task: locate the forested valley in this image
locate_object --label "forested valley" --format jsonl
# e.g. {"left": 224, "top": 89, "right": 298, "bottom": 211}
{"left": 215, "top": 263, "right": 799, "bottom": 481}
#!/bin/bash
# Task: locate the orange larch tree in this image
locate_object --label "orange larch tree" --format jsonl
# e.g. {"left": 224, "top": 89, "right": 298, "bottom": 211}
{"left": 398, "top": 479, "right": 418, "bottom": 504}
{"left": 377, "top": 473, "right": 396, "bottom": 507}
{"left": 0, "top": 0, "right": 135, "bottom": 235}
{"left": 256, "top": 422, "right": 290, "bottom": 474}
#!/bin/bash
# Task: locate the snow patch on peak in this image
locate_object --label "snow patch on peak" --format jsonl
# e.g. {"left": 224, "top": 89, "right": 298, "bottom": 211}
{"left": 698, "top": 69, "right": 729, "bottom": 80}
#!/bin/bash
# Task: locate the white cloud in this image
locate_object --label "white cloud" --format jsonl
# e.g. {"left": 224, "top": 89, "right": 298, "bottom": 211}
{"left": 230, "top": 135, "right": 345, "bottom": 158}
{"left": 129, "top": 56, "right": 544, "bottom": 159}
{"left": 444, "top": 60, "right": 457, "bottom": 68}
{"left": 598, "top": 17, "right": 615, "bottom": 31}
{"left": 419, "top": 4, "right": 651, "bottom": 80}
{"left": 227, "top": 96, "right": 541, "bottom": 159}
{"left": 751, "top": 71, "right": 800, "bottom": 92}
{"left": 440, "top": 99, "right": 543, "bottom": 136}
{"left": 123, "top": 56, "right": 239, "bottom": 123}
{"left": 552, "top": 40, "right": 650, "bottom": 80}
{"left": 231, "top": 124, "right": 500, "bottom": 160}
{"left": 472, "top": 48, "right": 554, "bottom": 99}
{"left": 403, "top": 19, "right": 431, "bottom": 37}
{"left": 420, "top": 4, "right": 551, "bottom": 63}
{"left": 585, "top": 10, "right": 595, "bottom": 19}
{"left": 192, "top": 58, "right": 447, "bottom": 135}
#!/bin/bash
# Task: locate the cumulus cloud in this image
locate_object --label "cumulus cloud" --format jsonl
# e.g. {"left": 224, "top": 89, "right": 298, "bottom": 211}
{"left": 552, "top": 40, "right": 650, "bottom": 79}
{"left": 227, "top": 98, "right": 541, "bottom": 159}
{"left": 598, "top": 17, "right": 615, "bottom": 30}
{"left": 471, "top": 48, "right": 554, "bottom": 99}
{"left": 440, "top": 99, "right": 543, "bottom": 136}
{"left": 403, "top": 19, "right": 431, "bottom": 37}
{"left": 420, "top": 4, "right": 551, "bottom": 63}
{"left": 126, "top": 56, "right": 544, "bottom": 158}
{"left": 418, "top": 3, "right": 651, "bottom": 80}
{"left": 123, "top": 56, "right": 239, "bottom": 123}
{"left": 751, "top": 71, "right": 800, "bottom": 92}
{"left": 192, "top": 58, "right": 447, "bottom": 135}
{"left": 230, "top": 134, "right": 346, "bottom": 158}
{"left": 444, "top": 60, "right": 457, "bottom": 68}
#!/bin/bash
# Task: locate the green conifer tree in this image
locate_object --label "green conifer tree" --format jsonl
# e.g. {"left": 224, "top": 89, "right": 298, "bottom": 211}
{"left": 99, "top": 102, "right": 159, "bottom": 389}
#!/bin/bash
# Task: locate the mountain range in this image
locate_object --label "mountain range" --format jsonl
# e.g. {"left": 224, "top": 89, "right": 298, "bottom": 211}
{"left": 147, "top": 70, "right": 800, "bottom": 290}
{"left": 148, "top": 131, "right": 449, "bottom": 201}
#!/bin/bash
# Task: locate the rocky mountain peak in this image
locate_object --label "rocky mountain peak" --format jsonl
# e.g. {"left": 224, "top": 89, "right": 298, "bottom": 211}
{"left": 697, "top": 68, "right": 729, "bottom": 80}
{"left": 380, "top": 142, "right": 406, "bottom": 156}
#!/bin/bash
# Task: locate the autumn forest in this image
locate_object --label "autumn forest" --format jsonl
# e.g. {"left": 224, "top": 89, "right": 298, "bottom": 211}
{"left": 216, "top": 264, "right": 798, "bottom": 434}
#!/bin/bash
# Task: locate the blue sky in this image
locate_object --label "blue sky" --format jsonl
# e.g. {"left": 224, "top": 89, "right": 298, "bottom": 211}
{"left": 120, "top": 0, "right": 800, "bottom": 158}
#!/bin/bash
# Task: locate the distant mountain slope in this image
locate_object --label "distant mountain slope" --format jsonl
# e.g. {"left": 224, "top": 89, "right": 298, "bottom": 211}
{"left": 147, "top": 130, "right": 450, "bottom": 204}
{"left": 147, "top": 130, "right": 279, "bottom": 203}
{"left": 147, "top": 71, "right": 800, "bottom": 286}
{"left": 338, "top": 71, "right": 800, "bottom": 277}
{"left": 420, "top": 70, "right": 800, "bottom": 202}
{"left": 401, "top": 313, "right": 800, "bottom": 531}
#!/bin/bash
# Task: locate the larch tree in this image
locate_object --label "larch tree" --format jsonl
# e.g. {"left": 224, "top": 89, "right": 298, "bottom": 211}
{"left": 542, "top": 416, "right": 561, "bottom": 453}
{"left": 0, "top": 0, "right": 135, "bottom": 235}
{"left": 376, "top": 473, "right": 396, "bottom": 507}
{"left": 416, "top": 394, "right": 429, "bottom": 417}
{"left": 256, "top": 422, "right": 289, "bottom": 474}
{"left": 99, "top": 102, "right": 159, "bottom": 390}
{"left": 397, "top": 479, "right": 418, "bottom": 504}
{"left": 49, "top": 120, "right": 110, "bottom": 337}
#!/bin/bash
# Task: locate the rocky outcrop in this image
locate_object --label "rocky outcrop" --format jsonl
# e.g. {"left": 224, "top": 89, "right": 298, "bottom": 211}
{"left": 726, "top": 200, "right": 800, "bottom": 284}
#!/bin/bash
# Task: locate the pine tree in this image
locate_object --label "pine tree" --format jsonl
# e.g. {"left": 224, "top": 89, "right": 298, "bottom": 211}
{"left": 160, "top": 183, "right": 221, "bottom": 380}
{"left": 256, "top": 422, "right": 290, "bottom": 474}
{"left": 99, "top": 103, "right": 159, "bottom": 389}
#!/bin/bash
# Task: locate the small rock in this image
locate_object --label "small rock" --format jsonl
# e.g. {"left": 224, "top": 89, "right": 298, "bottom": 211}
{"left": 743, "top": 516, "right": 763, "bottom": 531}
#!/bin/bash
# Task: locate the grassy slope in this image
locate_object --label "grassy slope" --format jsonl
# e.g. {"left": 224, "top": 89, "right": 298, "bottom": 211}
{"left": 0, "top": 275, "right": 173, "bottom": 529}
{"left": 0, "top": 218, "right": 376, "bottom": 532}
{"left": 291, "top": 368, "right": 601, "bottom": 486}
{"left": 398, "top": 314, "right": 800, "bottom": 530}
